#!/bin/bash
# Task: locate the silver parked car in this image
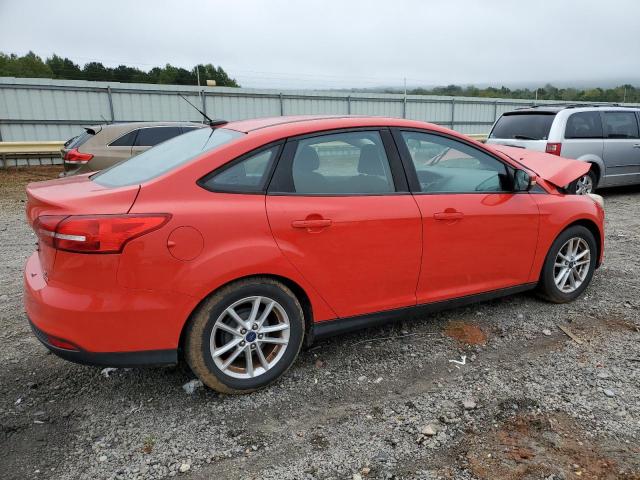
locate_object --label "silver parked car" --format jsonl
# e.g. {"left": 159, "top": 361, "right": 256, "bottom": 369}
{"left": 60, "top": 121, "right": 205, "bottom": 176}
{"left": 486, "top": 105, "right": 640, "bottom": 193}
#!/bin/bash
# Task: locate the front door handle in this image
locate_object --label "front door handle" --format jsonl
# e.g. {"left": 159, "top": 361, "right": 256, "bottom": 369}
{"left": 291, "top": 219, "right": 332, "bottom": 229}
{"left": 633, "top": 144, "right": 640, "bottom": 148}
{"left": 433, "top": 211, "right": 464, "bottom": 220}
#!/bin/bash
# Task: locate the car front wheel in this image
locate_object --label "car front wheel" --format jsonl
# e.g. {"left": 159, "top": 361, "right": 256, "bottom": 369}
{"left": 569, "top": 170, "right": 597, "bottom": 195}
{"left": 184, "top": 278, "right": 305, "bottom": 394}
{"left": 537, "top": 225, "right": 597, "bottom": 303}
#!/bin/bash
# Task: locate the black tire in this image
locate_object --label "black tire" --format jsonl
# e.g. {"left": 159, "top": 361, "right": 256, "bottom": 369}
{"left": 537, "top": 225, "right": 597, "bottom": 303}
{"left": 184, "top": 277, "right": 305, "bottom": 394}
{"left": 568, "top": 170, "right": 597, "bottom": 195}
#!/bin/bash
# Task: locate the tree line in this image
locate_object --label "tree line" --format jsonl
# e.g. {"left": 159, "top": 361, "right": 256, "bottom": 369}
{"left": 2, "top": 51, "right": 638, "bottom": 103}
{"left": 388, "top": 83, "right": 640, "bottom": 104}
{"left": 0, "top": 51, "right": 240, "bottom": 87}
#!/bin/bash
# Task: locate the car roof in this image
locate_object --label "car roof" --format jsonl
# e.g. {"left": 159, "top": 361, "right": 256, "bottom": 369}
{"left": 85, "top": 121, "right": 205, "bottom": 135}
{"left": 222, "top": 115, "right": 455, "bottom": 138}
{"left": 504, "top": 104, "right": 640, "bottom": 115}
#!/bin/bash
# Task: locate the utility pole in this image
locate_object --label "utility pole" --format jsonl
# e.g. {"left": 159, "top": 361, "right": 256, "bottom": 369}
{"left": 196, "top": 66, "right": 201, "bottom": 87}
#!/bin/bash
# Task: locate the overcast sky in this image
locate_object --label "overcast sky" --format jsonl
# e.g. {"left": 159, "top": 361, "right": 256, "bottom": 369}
{"left": 1, "top": 0, "right": 638, "bottom": 90}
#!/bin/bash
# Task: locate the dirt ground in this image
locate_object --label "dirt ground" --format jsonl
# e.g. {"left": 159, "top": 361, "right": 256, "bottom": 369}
{"left": 0, "top": 166, "right": 638, "bottom": 480}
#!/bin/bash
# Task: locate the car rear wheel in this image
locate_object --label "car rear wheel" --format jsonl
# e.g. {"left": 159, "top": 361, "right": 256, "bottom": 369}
{"left": 537, "top": 226, "right": 597, "bottom": 303}
{"left": 184, "top": 278, "right": 305, "bottom": 394}
{"left": 569, "top": 170, "right": 597, "bottom": 195}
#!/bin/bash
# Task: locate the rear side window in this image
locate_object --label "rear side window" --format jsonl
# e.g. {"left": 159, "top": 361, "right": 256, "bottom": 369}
{"left": 490, "top": 113, "right": 555, "bottom": 140}
{"left": 565, "top": 112, "right": 603, "bottom": 139}
{"left": 290, "top": 131, "right": 395, "bottom": 194}
{"left": 135, "top": 127, "right": 184, "bottom": 146}
{"left": 603, "top": 112, "right": 639, "bottom": 139}
{"left": 92, "top": 128, "right": 244, "bottom": 187}
{"left": 109, "top": 129, "right": 138, "bottom": 147}
{"left": 200, "top": 146, "right": 279, "bottom": 193}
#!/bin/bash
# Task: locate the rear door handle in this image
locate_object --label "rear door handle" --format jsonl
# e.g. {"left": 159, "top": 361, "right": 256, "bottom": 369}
{"left": 633, "top": 144, "right": 640, "bottom": 148}
{"left": 433, "top": 211, "right": 464, "bottom": 220}
{"left": 291, "top": 219, "right": 332, "bottom": 229}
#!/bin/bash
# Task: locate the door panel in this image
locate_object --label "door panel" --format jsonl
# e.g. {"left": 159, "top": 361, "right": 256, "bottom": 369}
{"left": 393, "top": 129, "right": 540, "bottom": 303}
{"left": 602, "top": 111, "right": 640, "bottom": 184}
{"left": 266, "top": 195, "right": 422, "bottom": 317}
{"left": 413, "top": 194, "right": 539, "bottom": 303}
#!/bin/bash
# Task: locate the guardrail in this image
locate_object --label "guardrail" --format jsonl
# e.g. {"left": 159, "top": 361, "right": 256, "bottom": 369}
{"left": 466, "top": 134, "right": 487, "bottom": 142}
{"left": 0, "top": 141, "right": 64, "bottom": 167}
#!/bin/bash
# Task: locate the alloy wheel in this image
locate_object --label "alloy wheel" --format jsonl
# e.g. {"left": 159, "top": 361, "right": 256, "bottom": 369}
{"left": 553, "top": 237, "right": 591, "bottom": 293}
{"left": 574, "top": 174, "right": 594, "bottom": 195}
{"left": 209, "top": 296, "right": 290, "bottom": 379}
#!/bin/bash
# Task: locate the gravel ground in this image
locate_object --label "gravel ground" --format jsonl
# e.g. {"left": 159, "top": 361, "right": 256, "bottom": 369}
{"left": 1, "top": 167, "right": 639, "bottom": 480}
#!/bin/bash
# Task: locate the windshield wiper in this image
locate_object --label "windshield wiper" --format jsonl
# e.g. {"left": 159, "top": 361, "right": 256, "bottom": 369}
{"left": 513, "top": 135, "right": 539, "bottom": 140}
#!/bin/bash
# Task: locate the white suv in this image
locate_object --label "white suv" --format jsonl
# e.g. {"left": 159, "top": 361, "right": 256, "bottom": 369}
{"left": 486, "top": 105, "right": 640, "bottom": 193}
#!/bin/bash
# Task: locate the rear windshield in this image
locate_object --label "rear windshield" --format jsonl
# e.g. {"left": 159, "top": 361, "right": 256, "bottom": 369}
{"left": 489, "top": 113, "right": 556, "bottom": 141}
{"left": 65, "top": 130, "right": 93, "bottom": 149}
{"left": 92, "top": 127, "right": 243, "bottom": 187}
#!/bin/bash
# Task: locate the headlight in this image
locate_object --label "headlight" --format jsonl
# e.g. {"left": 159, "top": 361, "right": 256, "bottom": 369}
{"left": 587, "top": 193, "right": 604, "bottom": 209}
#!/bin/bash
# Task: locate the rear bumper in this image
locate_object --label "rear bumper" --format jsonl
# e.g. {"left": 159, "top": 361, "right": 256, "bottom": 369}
{"left": 24, "top": 252, "right": 194, "bottom": 366}
{"left": 29, "top": 319, "right": 176, "bottom": 367}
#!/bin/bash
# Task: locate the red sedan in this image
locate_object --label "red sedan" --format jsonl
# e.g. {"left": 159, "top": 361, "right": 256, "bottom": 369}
{"left": 24, "top": 116, "right": 604, "bottom": 393}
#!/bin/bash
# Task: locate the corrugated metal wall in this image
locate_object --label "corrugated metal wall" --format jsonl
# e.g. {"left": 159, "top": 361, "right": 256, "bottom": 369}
{"left": 2, "top": 77, "right": 637, "bottom": 141}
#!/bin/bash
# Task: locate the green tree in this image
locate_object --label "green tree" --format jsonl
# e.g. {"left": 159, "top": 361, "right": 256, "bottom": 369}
{"left": 46, "top": 55, "right": 84, "bottom": 80}
{"left": 83, "top": 62, "right": 113, "bottom": 81}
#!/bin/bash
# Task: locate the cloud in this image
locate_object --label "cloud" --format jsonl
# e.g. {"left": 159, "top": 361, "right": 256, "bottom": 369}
{"left": 1, "top": 0, "right": 638, "bottom": 89}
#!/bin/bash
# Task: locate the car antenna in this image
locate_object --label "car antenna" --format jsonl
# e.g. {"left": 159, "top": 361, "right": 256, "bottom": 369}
{"left": 177, "top": 93, "right": 227, "bottom": 128}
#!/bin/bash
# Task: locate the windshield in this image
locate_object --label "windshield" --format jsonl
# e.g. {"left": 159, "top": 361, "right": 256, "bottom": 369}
{"left": 490, "top": 113, "right": 556, "bottom": 140}
{"left": 93, "top": 127, "right": 244, "bottom": 187}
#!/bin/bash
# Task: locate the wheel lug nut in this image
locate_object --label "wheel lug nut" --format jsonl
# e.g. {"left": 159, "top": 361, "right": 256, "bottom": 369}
{"left": 252, "top": 324, "right": 258, "bottom": 330}
{"left": 240, "top": 328, "right": 247, "bottom": 334}
{"left": 250, "top": 344, "right": 256, "bottom": 350}
{"left": 258, "top": 334, "right": 263, "bottom": 339}
{"left": 240, "top": 341, "right": 246, "bottom": 346}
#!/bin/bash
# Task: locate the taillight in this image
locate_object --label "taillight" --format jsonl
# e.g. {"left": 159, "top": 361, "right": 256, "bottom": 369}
{"left": 545, "top": 142, "right": 562, "bottom": 156}
{"left": 64, "top": 148, "right": 94, "bottom": 164}
{"left": 34, "top": 214, "right": 170, "bottom": 253}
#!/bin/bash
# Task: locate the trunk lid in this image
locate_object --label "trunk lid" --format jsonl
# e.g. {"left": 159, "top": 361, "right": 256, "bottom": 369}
{"left": 488, "top": 144, "right": 590, "bottom": 188}
{"left": 26, "top": 174, "right": 139, "bottom": 279}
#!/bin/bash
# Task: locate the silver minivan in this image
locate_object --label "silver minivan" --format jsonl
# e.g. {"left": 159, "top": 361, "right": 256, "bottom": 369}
{"left": 486, "top": 105, "right": 640, "bottom": 193}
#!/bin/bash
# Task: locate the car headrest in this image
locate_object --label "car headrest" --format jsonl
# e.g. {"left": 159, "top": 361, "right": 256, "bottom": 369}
{"left": 358, "top": 144, "right": 385, "bottom": 176}
{"left": 294, "top": 146, "right": 320, "bottom": 173}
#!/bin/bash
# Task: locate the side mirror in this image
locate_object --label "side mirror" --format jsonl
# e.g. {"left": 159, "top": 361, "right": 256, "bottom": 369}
{"left": 514, "top": 169, "right": 535, "bottom": 191}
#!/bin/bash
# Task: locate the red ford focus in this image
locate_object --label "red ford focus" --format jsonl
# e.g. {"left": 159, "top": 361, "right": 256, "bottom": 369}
{"left": 24, "top": 116, "right": 604, "bottom": 393}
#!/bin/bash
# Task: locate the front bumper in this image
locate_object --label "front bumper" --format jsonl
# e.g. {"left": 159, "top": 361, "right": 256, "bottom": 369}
{"left": 24, "top": 252, "right": 194, "bottom": 366}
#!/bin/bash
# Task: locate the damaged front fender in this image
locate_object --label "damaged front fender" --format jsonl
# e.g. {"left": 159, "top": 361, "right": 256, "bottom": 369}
{"left": 489, "top": 145, "right": 591, "bottom": 189}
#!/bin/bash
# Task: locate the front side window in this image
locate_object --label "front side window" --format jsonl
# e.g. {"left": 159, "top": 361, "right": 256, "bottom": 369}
{"left": 400, "top": 131, "right": 510, "bottom": 193}
{"left": 200, "top": 146, "right": 278, "bottom": 193}
{"left": 290, "top": 131, "right": 395, "bottom": 194}
{"left": 565, "top": 112, "right": 603, "bottom": 139}
{"left": 135, "top": 127, "right": 184, "bottom": 146}
{"left": 93, "top": 127, "right": 243, "bottom": 187}
{"left": 603, "top": 112, "right": 639, "bottom": 139}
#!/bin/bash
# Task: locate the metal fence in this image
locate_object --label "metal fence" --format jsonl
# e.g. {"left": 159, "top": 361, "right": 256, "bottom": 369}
{"left": 2, "top": 77, "right": 639, "bottom": 143}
